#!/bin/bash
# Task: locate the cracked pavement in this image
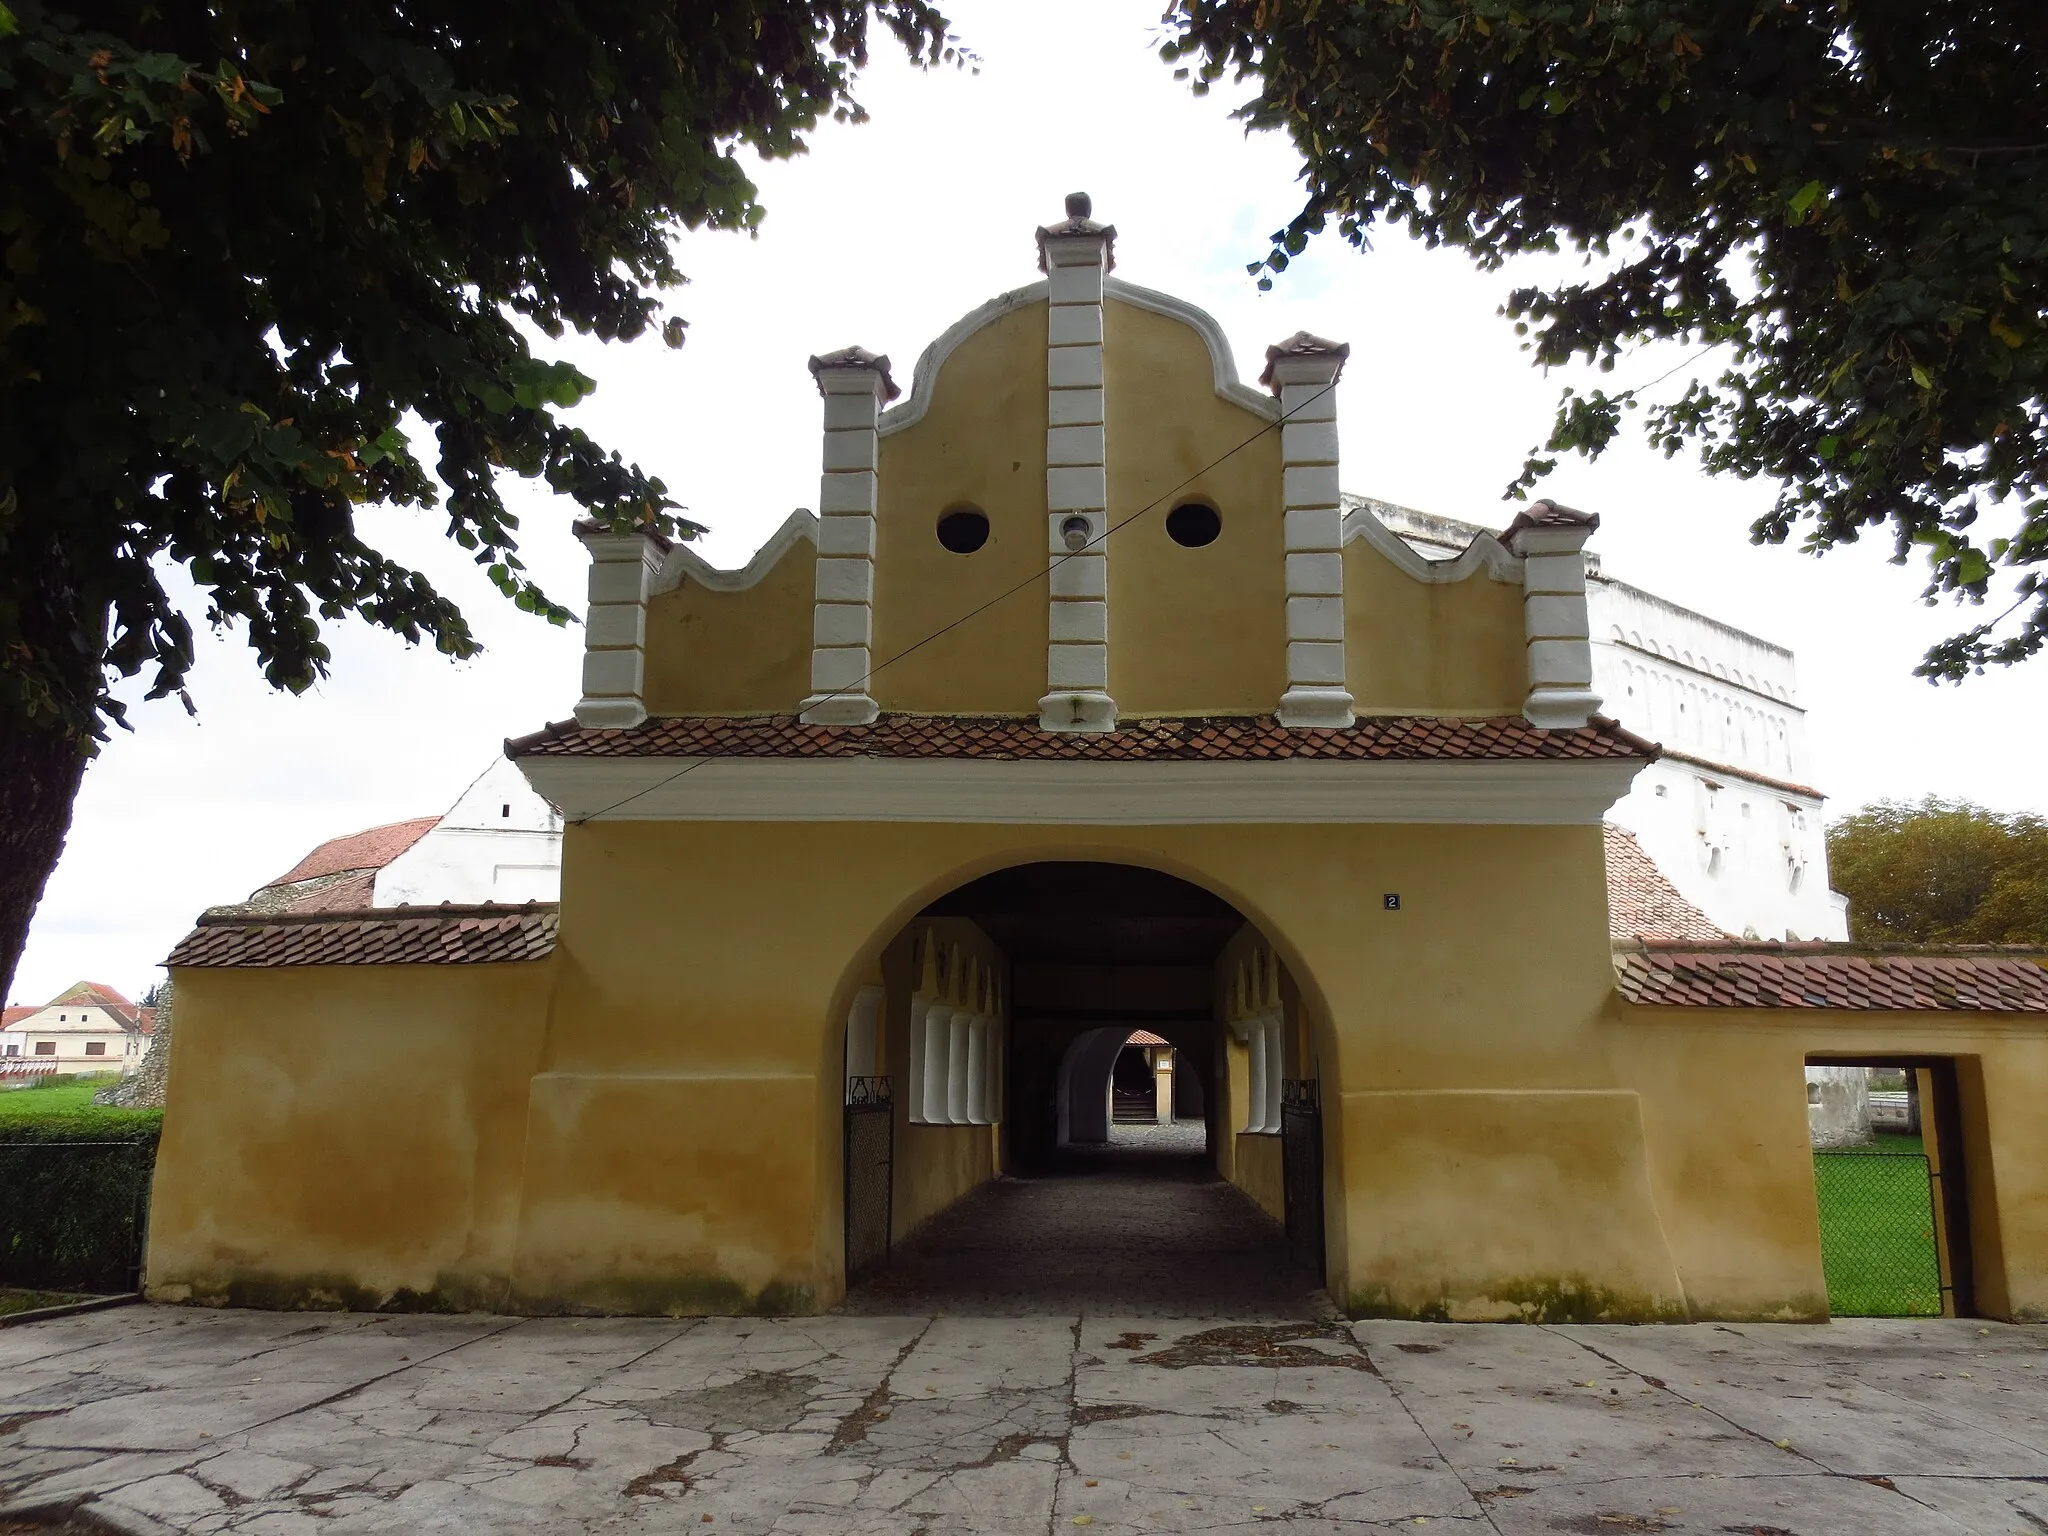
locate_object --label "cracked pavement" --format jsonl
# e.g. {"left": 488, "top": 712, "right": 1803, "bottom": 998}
{"left": 3, "top": 1306, "right": 2046, "bottom": 1534}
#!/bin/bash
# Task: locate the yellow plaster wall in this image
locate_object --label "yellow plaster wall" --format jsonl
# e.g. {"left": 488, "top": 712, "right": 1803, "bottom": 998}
{"left": 146, "top": 824, "right": 2048, "bottom": 1324}
{"left": 1610, "top": 1005, "right": 2048, "bottom": 1323}
{"left": 1103, "top": 299, "right": 1286, "bottom": 716}
{"left": 1344, "top": 539, "right": 1527, "bottom": 716}
{"left": 1233, "top": 1134, "right": 1285, "bottom": 1223}
{"left": 871, "top": 301, "right": 1049, "bottom": 714}
{"left": 1340, "top": 1089, "right": 1687, "bottom": 1320}
{"left": 535, "top": 815, "right": 1673, "bottom": 1316}
{"left": 642, "top": 544, "right": 814, "bottom": 716}
{"left": 626, "top": 289, "right": 1535, "bottom": 722}
{"left": 147, "top": 961, "right": 553, "bottom": 1309}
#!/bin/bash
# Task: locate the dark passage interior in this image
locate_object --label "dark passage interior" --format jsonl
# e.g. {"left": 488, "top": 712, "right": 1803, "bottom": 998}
{"left": 840, "top": 862, "right": 1322, "bottom": 1317}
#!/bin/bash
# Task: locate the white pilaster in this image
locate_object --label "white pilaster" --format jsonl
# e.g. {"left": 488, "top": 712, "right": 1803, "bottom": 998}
{"left": 1502, "top": 500, "right": 1603, "bottom": 729}
{"left": 1263, "top": 333, "right": 1355, "bottom": 729}
{"left": 1247, "top": 1022, "right": 1269, "bottom": 1134}
{"left": 1036, "top": 193, "right": 1118, "bottom": 733}
{"left": 947, "top": 1008, "right": 973, "bottom": 1125}
{"left": 800, "top": 347, "right": 898, "bottom": 726}
{"left": 573, "top": 522, "right": 668, "bottom": 728}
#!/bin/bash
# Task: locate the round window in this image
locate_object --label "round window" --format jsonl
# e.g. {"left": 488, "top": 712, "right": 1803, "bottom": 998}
{"left": 936, "top": 508, "right": 989, "bottom": 554}
{"left": 1166, "top": 502, "right": 1221, "bottom": 548}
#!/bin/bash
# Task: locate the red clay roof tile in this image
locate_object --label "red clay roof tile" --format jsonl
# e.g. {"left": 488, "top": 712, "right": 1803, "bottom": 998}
{"left": 1604, "top": 825, "right": 1728, "bottom": 943}
{"left": 167, "top": 905, "right": 558, "bottom": 969}
{"left": 271, "top": 817, "right": 440, "bottom": 885}
{"left": 1615, "top": 942, "right": 2048, "bottom": 1012}
{"left": 507, "top": 712, "right": 1656, "bottom": 764}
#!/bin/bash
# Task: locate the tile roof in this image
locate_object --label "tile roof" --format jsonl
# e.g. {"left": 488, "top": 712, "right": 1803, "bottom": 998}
{"left": 1615, "top": 942, "right": 2048, "bottom": 1012}
{"left": 1604, "top": 825, "right": 1728, "bottom": 943}
{"left": 276, "top": 870, "right": 380, "bottom": 915}
{"left": 508, "top": 713, "right": 1656, "bottom": 764}
{"left": 1658, "top": 749, "right": 1823, "bottom": 802}
{"left": 168, "top": 905, "right": 559, "bottom": 969}
{"left": 1125, "top": 1029, "right": 1171, "bottom": 1047}
{"left": 1, "top": 1006, "right": 33, "bottom": 1029}
{"left": 52, "top": 980, "right": 137, "bottom": 1015}
{"left": 270, "top": 816, "right": 440, "bottom": 885}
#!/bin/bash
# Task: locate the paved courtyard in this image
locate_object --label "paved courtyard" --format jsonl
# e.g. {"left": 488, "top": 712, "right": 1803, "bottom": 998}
{"left": 5, "top": 1150, "right": 2047, "bottom": 1534}
{"left": 4, "top": 1304, "right": 2046, "bottom": 1534}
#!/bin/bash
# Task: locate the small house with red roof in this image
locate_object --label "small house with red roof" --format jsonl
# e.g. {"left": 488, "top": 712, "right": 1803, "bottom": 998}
{"left": 1, "top": 982, "right": 155, "bottom": 1081}
{"left": 146, "top": 197, "right": 2048, "bottom": 1326}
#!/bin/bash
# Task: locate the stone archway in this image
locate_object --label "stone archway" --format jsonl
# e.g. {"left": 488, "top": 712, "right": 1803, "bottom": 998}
{"left": 837, "top": 858, "right": 1330, "bottom": 1315}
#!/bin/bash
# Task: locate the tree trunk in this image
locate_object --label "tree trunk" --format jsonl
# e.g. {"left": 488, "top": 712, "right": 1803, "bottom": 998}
{"left": 0, "top": 708, "right": 91, "bottom": 1006}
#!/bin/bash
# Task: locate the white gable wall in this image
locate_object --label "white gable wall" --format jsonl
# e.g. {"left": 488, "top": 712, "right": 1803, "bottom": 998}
{"left": 1590, "top": 582, "right": 1846, "bottom": 941}
{"left": 373, "top": 757, "right": 564, "bottom": 908}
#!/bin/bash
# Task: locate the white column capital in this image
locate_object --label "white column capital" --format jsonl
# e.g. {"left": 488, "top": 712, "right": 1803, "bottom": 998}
{"left": 572, "top": 521, "right": 668, "bottom": 728}
{"left": 807, "top": 347, "right": 900, "bottom": 404}
{"left": 1036, "top": 191, "right": 1117, "bottom": 275}
{"left": 1504, "top": 501, "right": 1602, "bottom": 728}
{"left": 1261, "top": 332, "right": 1350, "bottom": 393}
{"left": 801, "top": 349, "right": 889, "bottom": 726}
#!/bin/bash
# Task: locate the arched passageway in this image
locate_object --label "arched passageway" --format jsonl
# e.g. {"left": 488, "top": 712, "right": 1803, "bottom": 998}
{"left": 840, "top": 861, "right": 1325, "bottom": 1316}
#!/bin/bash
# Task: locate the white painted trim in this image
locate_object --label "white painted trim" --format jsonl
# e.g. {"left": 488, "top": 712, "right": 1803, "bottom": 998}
{"left": 647, "top": 511, "right": 818, "bottom": 598}
{"left": 879, "top": 283, "right": 1048, "bottom": 438}
{"left": 1102, "top": 279, "right": 1281, "bottom": 421}
{"left": 874, "top": 277, "right": 1283, "bottom": 441}
{"left": 1342, "top": 503, "right": 1523, "bottom": 586}
{"left": 521, "top": 754, "right": 1646, "bottom": 826}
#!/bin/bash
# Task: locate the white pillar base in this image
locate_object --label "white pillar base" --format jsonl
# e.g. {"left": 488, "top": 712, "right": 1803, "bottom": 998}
{"left": 1038, "top": 690, "right": 1118, "bottom": 733}
{"left": 1277, "top": 687, "right": 1357, "bottom": 730}
{"left": 573, "top": 697, "right": 649, "bottom": 729}
{"left": 799, "top": 692, "right": 881, "bottom": 726}
{"left": 1523, "top": 687, "right": 1602, "bottom": 730}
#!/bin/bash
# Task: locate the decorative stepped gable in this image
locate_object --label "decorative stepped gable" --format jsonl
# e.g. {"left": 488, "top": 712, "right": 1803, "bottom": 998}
{"left": 553, "top": 193, "right": 1608, "bottom": 745}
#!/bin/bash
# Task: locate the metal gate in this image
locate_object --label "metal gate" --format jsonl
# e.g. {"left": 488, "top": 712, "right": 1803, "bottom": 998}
{"left": 1812, "top": 1148, "right": 1944, "bottom": 1317}
{"left": 843, "top": 1076, "right": 894, "bottom": 1284}
{"left": 1280, "top": 1078, "right": 1325, "bottom": 1279}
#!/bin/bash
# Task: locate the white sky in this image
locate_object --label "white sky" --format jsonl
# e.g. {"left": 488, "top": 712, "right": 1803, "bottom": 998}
{"left": 13, "top": 0, "right": 2045, "bottom": 1006}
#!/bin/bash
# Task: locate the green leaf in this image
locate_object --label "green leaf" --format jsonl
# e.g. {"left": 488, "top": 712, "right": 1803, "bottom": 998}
{"left": 1787, "top": 180, "right": 1823, "bottom": 218}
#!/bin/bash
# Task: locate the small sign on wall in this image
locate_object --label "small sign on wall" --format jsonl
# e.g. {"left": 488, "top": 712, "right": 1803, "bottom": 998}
{"left": 1383, "top": 893, "right": 1401, "bottom": 911}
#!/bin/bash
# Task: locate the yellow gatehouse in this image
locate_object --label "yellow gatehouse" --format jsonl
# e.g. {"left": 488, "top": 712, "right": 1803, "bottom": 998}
{"left": 149, "top": 198, "right": 2048, "bottom": 1323}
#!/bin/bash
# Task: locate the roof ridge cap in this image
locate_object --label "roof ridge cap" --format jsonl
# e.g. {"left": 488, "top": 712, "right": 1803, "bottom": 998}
{"left": 193, "top": 901, "right": 560, "bottom": 930}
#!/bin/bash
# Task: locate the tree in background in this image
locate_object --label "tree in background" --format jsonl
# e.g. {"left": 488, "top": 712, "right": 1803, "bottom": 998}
{"left": 1828, "top": 799, "right": 2048, "bottom": 945}
{"left": 0, "top": 0, "right": 961, "bottom": 1002}
{"left": 1161, "top": 2, "right": 2047, "bottom": 677}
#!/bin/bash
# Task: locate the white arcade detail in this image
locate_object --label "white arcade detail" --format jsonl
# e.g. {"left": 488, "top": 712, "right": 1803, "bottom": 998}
{"left": 890, "top": 931, "right": 1004, "bottom": 1126}
{"left": 1225, "top": 947, "right": 1288, "bottom": 1136}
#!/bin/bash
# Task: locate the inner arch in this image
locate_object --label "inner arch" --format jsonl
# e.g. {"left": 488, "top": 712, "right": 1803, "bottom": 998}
{"left": 842, "top": 859, "right": 1321, "bottom": 1315}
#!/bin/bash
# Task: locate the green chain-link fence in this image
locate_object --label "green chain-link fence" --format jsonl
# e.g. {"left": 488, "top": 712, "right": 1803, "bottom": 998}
{"left": 1812, "top": 1146, "right": 1942, "bottom": 1317}
{"left": 0, "top": 1128, "right": 159, "bottom": 1294}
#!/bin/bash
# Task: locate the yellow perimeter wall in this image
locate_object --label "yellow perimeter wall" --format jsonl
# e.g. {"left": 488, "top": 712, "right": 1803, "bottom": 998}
{"left": 150, "top": 962, "right": 554, "bottom": 1311}
{"left": 150, "top": 822, "right": 2048, "bottom": 1322}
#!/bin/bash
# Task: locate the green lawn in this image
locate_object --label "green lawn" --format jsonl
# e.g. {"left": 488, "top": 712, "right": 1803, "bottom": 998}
{"left": 0, "top": 1078, "right": 151, "bottom": 1119}
{"left": 1814, "top": 1136, "right": 1943, "bottom": 1317}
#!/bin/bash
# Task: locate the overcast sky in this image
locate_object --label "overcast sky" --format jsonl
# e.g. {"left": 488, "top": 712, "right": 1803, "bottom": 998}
{"left": 13, "top": 0, "right": 2044, "bottom": 1005}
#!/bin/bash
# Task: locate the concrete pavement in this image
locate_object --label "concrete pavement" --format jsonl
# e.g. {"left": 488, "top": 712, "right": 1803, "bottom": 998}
{"left": 3, "top": 1305, "right": 2046, "bottom": 1535}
